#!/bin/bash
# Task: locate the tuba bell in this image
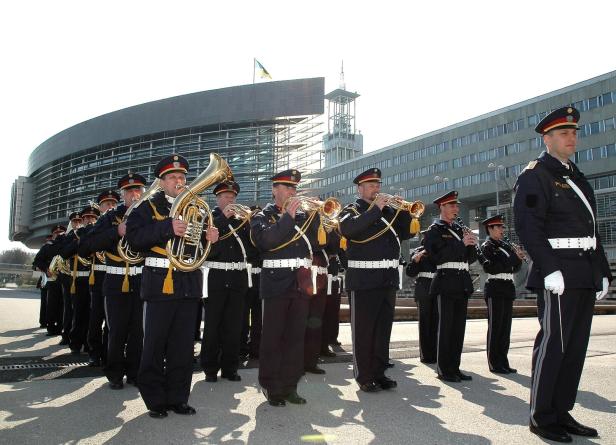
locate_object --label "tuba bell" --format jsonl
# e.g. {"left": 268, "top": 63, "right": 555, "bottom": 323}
{"left": 166, "top": 153, "right": 233, "bottom": 272}
{"left": 117, "top": 179, "right": 162, "bottom": 264}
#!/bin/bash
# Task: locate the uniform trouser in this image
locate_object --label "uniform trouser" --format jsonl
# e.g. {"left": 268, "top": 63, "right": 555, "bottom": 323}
{"left": 530, "top": 289, "right": 595, "bottom": 427}
{"left": 241, "top": 280, "right": 262, "bottom": 356}
{"left": 259, "top": 292, "right": 310, "bottom": 397}
{"left": 485, "top": 296, "right": 513, "bottom": 371}
{"left": 69, "top": 278, "right": 90, "bottom": 351}
{"left": 194, "top": 300, "right": 203, "bottom": 340}
{"left": 39, "top": 287, "right": 47, "bottom": 326}
{"left": 45, "top": 281, "right": 63, "bottom": 334}
{"left": 349, "top": 287, "right": 396, "bottom": 385}
{"left": 138, "top": 298, "right": 199, "bottom": 410}
{"left": 321, "top": 282, "right": 342, "bottom": 349}
{"left": 416, "top": 294, "right": 439, "bottom": 363}
{"left": 200, "top": 287, "right": 245, "bottom": 375}
{"left": 436, "top": 294, "right": 469, "bottom": 376}
{"left": 87, "top": 280, "right": 108, "bottom": 360}
{"left": 105, "top": 290, "right": 143, "bottom": 382}
{"left": 304, "top": 289, "right": 327, "bottom": 369}
{"left": 59, "top": 274, "right": 73, "bottom": 340}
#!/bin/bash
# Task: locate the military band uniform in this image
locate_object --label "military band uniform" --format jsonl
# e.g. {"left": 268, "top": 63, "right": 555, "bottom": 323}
{"left": 479, "top": 221, "right": 521, "bottom": 373}
{"left": 339, "top": 168, "right": 412, "bottom": 390}
{"left": 33, "top": 236, "right": 63, "bottom": 335}
{"left": 320, "top": 236, "right": 344, "bottom": 354}
{"left": 240, "top": 255, "right": 262, "bottom": 359}
{"left": 405, "top": 243, "right": 437, "bottom": 364}
{"left": 49, "top": 231, "right": 73, "bottom": 345}
{"left": 514, "top": 107, "right": 611, "bottom": 440}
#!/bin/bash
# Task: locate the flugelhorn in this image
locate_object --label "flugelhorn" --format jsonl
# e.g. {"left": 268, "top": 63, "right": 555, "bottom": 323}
{"left": 282, "top": 196, "right": 342, "bottom": 230}
{"left": 166, "top": 153, "right": 233, "bottom": 272}
{"left": 117, "top": 179, "right": 162, "bottom": 264}
{"left": 224, "top": 203, "right": 259, "bottom": 221}
{"left": 368, "top": 193, "right": 425, "bottom": 218}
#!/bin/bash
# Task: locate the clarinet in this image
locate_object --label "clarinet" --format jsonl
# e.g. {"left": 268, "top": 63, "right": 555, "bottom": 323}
{"left": 502, "top": 235, "right": 529, "bottom": 263}
{"left": 453, "top": 217, "right": 490, "bottom": 265}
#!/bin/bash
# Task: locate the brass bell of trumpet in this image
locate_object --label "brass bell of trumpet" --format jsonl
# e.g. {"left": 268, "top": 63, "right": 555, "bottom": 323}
{"left": 166, "top": 153, "right": 233, "bottom": 272}
{"left": 224, "top": 203, "right": 259, "bottom": 220}
{"left": 369, "top": 193, "right": 425, "bottom": 218}
{"left": 281, "top": 196, "right": 342, "bottom": 230}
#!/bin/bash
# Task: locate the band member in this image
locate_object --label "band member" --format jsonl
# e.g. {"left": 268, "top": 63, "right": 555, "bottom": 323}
{"left": 33, "top": 234, "right": 55, "bottom": 334}
{"left": 200, "top": 180, "right": 258, "bottom": 382}
{"left": 479, "top": 215, "right": 523, "bottom": 374}
{"left": 126, "top": 155, "right": 219, "bottom": 419}
{"left": 79, "top": 190, "right": 120, "bottom": 367}
{"left": 406, "top": 238, "right": 437, "bottom": 364}
{"left": 320, "top": 234, "right": 344, "bottom": 358}
{"left": 514, "top": 106, "right": 611, "bottom": 442}
{"left": 35, "top": 226, "right": 66, "bottom": 336}
{"left": 80, "top": 174, "right": 146, "bottom": 389}
{"left": 250, "top": 169, "right": 320, "bottom": 406}
{"left": 339, "top": 168, "right": 412, "bottom": 392}
{"left": 424, "top": 191, "right": 477, "bottom": 383}
{"left": 60, "top": 205, "right": 100, "bottom": 354}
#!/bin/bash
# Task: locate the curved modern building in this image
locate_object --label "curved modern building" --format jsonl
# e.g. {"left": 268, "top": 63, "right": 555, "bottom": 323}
{"left": 11, "top": 78, "right": 325, "bottom": 248}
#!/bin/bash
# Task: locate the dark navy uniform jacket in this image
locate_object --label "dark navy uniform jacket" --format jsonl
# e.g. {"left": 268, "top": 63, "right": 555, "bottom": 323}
{"left": 423, "top": 220, "right": 477, "bottom": 297}
{"left": 250, "top": 203, "right": 320, "bottom": 299}
{"left": 59, "top": 227, "right": 93, "bottom": 273}
{"left": 339, "top": 199, "right": 412, "bottom": 291}
{"left": 480, "top": 238, "right": 522, "bottom": 299}
{"left": 406, "top": 246, "right": 436, "bottom": 299}
{"left": 125, "top": 191, "right": 203, "bottom": 301}
{"left": 207, "top": 206, "right": 259, "bottom": 292}
{"left": 513, "top": 151, "right": 612, "bottom": 291}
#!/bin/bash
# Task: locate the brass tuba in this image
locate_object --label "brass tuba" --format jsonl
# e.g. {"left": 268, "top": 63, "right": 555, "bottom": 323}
{"left": 166, "top": 153, "right": 233, "bottom": 271}
{"left": 282, "top": 196, "right": 342, "bottom": 230}
{"left": 117, "top": 178, "right": 162, "bottom": 264}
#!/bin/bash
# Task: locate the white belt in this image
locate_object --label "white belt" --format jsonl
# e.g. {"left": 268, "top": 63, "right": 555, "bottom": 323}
{"left": 204, "top": 261, "right": 248, "bottom": 271}
{"left": 145, "top": 257, "right": 170, "bottom": 268}
{"left": 487, "top": 273, "right": 514, "bottom": 281}
{"left": 251, "top": 267, "right": 261, "bottom": 274}
{"left": 417, "top": 272, "right": 435, "bottom": 279}
{"left": 74, "top": 271, "right": 90, "bottom": 277}
{"left": 348, "top": 260, "right": 403, "bottom": 289}
{"left": 262, "top": 258, "right": 312, "bottom": 269}
{"left": 548, "top": 237, "right": 596, "bottom": 250}
{"left": 93, "top": 264, "right": 106, "bottom": 272}
{"left": 437, "top": 262, "right": 469, "bottom": 271}
{"left": 106, "top": 266, "right": 143, "bottom": 276}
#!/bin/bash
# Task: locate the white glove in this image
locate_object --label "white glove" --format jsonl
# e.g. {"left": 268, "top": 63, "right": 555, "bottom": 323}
{"left": 596, "top": 277, "right": 609, "bottom": 300}
{"left": 544, "top": 270, "right": 565, "bottom": 296}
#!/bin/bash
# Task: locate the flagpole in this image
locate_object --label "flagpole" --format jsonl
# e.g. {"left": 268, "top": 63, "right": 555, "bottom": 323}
{"left": 253, "top": 58, "right": 256, "bottom": 84}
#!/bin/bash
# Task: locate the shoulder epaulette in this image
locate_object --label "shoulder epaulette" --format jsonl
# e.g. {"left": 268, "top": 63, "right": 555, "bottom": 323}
{"left": 522, "top": 160, "right": 538, "bottom": 172}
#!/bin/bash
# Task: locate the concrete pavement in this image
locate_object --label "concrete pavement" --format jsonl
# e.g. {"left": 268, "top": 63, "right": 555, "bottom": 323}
{"left": 1, "top": 288, "right": 614, "bottom": 444}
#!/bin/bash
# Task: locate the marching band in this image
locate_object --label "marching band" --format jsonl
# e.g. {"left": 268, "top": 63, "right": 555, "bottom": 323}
{"left": 31, "top": 105, "right": 610, "bottom": 441}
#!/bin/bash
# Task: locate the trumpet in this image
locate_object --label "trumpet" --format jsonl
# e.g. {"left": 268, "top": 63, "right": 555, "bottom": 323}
{"left": 224, "top": 203, "right": 259, "bottom": 221}
{"left": 282, "top": 196, "right": 342, "bottom": 230}
{"left": 502, "top": 235, "right": 529, "bottom": 263}
{"left": 368, "top": 193, "right": 425, "bottom": 218}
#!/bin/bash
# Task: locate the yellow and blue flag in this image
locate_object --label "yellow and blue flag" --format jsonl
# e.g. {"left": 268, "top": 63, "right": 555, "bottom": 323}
{"left": 255, "top": 59, "right": 272, "bottom": 79}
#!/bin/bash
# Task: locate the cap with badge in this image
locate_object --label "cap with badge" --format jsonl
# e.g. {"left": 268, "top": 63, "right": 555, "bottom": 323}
{"left": 68, "top": 212, "right": 82, "bottom": 221}
{"left": 535, "top": 106, "right": 580, "bottom": 134}
{"left": 271, "top": 169, "right": 301, "bottom": 187}
{"left": 481, "top": 214, "right": 505, "bottom": 227}
{"left": 118, "top": 172, "right": 147, "bottom": 190}
{"left": 154, "top": 154, "right": 189, "bottom": 178}
{"left": 433, "top": 190, "right": 461, "bottom": 206}
{"left": 80, "top": 205, "right": 101, "bottom": 219}
{"left": 213, "top": 180, "right": 240, "bottom": 195}
{"left": 51, "top": 225, "right": 66, "bottom": 234}
{"left": 97, "top": 190, "right": 121, "bottom": 205}
{"left": 353, "top": 168, "right": 382, "bottom": 185}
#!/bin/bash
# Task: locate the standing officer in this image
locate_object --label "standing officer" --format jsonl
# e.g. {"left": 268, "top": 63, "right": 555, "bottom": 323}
{"left": 80, "top": 173, "right": 146, "bottom": 389}
{"left": 200, "top": 180, "right": 258, "bottom": 382}
{"left": 514, "top": 106, "right": 611, "bottom": 442}
{"left": 250, "top": 169, "right": 320, "bottom": 407}
{"left": 406, "top": 239, "right": 438, "bottom": 364}
{"left": 126, "top": 155, "right": 218, "bottom": 418}
{"left": 479, "top": 215, "right": 523, "bottom": 374}
{"left": 339, "top": 168, "right": 412, "bottom": 392}
{"left": 320, "top": 233, "right": 344, "bottom": 358}
{"left": 424, "top": 191, "right": 477, "bottom": 383}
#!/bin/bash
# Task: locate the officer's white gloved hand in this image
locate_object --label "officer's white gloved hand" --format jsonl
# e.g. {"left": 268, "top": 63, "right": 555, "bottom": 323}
{"left": 544, "top": 270, "right": 565, "bottom": 296}
{"left": 596, "top": 277, "right": 609, "bottom": 300}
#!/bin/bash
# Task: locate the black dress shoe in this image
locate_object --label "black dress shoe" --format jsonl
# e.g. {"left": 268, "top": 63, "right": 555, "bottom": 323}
{"left": 420, "top": 359, "right": 436, "bottom": 364}
{"left": 205, "top": 374, "right": 218, "bottom": 382}
{"left": 262, "top": 389, "right": 286, "bottom": 406}
{"left": 58, "top": 337, "right": 70, "bottom": 346}
{"left": 529, "top": 423, "right": 572, "bottom": 442}
{"left": 109, "top": 381, "right": 124, "bottom": 390}
{"left": 359, "top": 382, "right": 381, "bottom": 392}
{"left": 148, "top": 406, "right": 168, "bottom": 419}
{"left": 376, "top": 376, "right": 398, "bottom": 390}
{"left": 221, "top": 372, "right": 241, "bottom": 381}
{"left": 304, "top": 366, "right": 326, "bottom": 375}
{"left": 320, "top": 349, "right": 336, "bottom": 358}
{"left": 505, "top": 367, "right": 517, "bottom": 374}
{"left": 70, "top": 348, "right": 82, "bottom": 355}
{"left": 284, "top": 391, "right": 307, "bottom": 405}
{"left": 330, "top": 341, "right": 342, "bottom": 346}
{"left": 490, "top": 367, "right": 510, "bottom": 374}
{"left": 168, "top": 403, "right": 196, "bottom": 415}
{"left": 87, "top": 358, "right": 102, "bottom": 367}
{"left": 385, "top": 361, "right": 395, "bottom": 368}
{"left": 126, "top": 377, "right": 138, "bottom": 386}
{"left": 560, "top": 417, "right": 598, "bottom": 437}
{"left": 456, "top": 371, "right": 472, "bottom": 381}
{"left": 437, "top": 373, "right": 461, "bottom": 383}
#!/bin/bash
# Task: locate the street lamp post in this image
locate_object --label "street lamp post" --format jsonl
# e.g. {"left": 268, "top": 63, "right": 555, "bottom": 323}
{"left": 488, "top": 163, "right": 504, "bottom": 214}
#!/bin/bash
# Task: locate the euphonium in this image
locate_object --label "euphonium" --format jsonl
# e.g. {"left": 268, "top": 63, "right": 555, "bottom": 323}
{"left": 369, "top": 193, "right": 425, "bottom": 218}
{"left": 166, "top": 153, "right": 233, "bottom": 272}
{"left": 117, "top": 179, "right": 162, "bottom": 264}
{"left": 282, "top": 196, "right": 342, "bottom": 230}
